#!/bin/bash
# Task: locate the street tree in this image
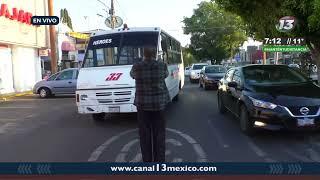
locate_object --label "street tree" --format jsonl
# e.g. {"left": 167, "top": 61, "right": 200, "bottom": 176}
{"left": 216, "top": 0, "right": 320, "bottom": 82}
{"left": 182, "top": 47, "right": 196, "bottom": 66}
{"left": 183, "top": 1, "right": 246, "bottom": 63}
{"left": 60, "top": 8, "right": 73, "bottom": 30}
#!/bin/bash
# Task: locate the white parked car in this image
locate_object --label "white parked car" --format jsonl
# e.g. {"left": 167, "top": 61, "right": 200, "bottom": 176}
{"left": 185, "top": 67, "right": 191, "bottom": 76}
{"left": 189, "top": 63, "right": 208, "bottom": 83}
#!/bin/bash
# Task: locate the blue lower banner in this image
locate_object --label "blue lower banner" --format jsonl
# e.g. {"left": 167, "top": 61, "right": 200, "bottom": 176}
{"left": 0, "top": 163, "right": 319, "bottom": 175}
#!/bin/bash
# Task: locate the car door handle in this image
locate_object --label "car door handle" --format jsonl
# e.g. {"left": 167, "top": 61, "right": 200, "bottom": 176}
{"left": 68, "top": 82, "right": 72, "bottom": 84}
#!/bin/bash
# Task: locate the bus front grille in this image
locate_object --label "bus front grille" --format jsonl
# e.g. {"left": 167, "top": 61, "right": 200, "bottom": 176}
{"left": 96, "top": 92, "right": 112, "bottom": 97}
{"left": 114, "top": 91, "right": 132, "bottom": 96}
{"left": 98, "top": 99, "right": 113, "bottom": 104}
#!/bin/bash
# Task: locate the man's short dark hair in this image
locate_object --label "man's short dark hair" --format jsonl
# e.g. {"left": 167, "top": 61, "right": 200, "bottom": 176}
{"left": 144, "top": 47, "right": 156, "bottom": 59}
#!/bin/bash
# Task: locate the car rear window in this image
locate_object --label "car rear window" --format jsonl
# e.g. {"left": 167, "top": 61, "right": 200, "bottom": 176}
{"left": 193, "top": 65, "right": 207, "bottom": 70}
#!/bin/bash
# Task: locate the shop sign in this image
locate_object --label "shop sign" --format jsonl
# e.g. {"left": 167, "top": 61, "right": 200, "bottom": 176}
{"left": 39, "top": 49, "right": 49, "bottom": 56}
{"left": 67, "top": 32, "right": 90, "bottom": 39}
{"left": 0, "top": 3, "right": 33, "bottom": 25}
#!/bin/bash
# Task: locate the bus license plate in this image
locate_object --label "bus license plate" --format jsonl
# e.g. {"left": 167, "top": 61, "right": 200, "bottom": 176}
{"left": 297, "top": 118, "right": 315, "bottom": 127}
{"left": 109, "top": 107, "right": 120, "bottom": 113}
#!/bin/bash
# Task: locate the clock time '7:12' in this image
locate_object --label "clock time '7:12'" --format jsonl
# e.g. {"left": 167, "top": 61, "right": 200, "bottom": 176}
{"left": 264, "top": 38, "right": 282, "bottom": 45}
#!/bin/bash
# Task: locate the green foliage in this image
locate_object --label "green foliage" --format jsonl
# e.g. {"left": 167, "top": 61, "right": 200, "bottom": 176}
{"left": 183, "top": 1, "right": 247, "bottom": 63}
{"left": 60, "top": 8, "right": 73, "bottom": 30}
{"left": 182, "top": 47, "right": 196, "bottom": 66}
{"left": 216, "top": 0, "right": 320, "bottom": 82}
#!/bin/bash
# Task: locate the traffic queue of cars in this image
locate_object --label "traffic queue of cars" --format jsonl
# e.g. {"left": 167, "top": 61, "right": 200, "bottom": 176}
{"left": 185, "top": 63, "right": 320, "bottom": 135}
{"left": 36, "top": 63, "right": 320, "bottom": 135}
{"left": 218, "top": 65, "right": 320, "bottom": 136}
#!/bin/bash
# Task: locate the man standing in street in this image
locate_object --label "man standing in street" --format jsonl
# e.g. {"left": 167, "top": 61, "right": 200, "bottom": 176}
{"left": 130, "top": 47, "right": 170, "bottom": 162}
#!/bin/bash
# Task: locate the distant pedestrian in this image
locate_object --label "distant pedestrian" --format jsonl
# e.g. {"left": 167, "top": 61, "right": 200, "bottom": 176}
{"left": 130, "top": 47, "right": 170, "bottom": 162}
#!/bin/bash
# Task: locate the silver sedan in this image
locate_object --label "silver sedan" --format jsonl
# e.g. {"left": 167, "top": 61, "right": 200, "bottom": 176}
{"left": 33, "top": 68, "right": 79, "bottom": 98}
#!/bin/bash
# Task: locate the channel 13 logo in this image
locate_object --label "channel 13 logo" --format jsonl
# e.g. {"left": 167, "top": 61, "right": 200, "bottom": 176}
{"left": 275, "top": 16, "right": 296, "bottom": 33}
{"left": 31, "top": 16, "right": 59, "bottom": 25}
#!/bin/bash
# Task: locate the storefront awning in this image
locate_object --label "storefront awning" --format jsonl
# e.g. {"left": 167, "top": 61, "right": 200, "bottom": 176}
{"left": 61, "top": 41, "right": 76, "bottom": 51}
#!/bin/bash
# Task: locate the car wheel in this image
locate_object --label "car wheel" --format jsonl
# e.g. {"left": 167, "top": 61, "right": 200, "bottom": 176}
{"left": 39, "top": 88, "right": 51, "bottom": 98}
{"left": 240, "top": 105, "right": 255, "bottom": 136}
{"left": 217, "top": 93, "right": 226, "bottom": 114}
{"left": 92, "top": 113, "right": 106, "bottom": 122}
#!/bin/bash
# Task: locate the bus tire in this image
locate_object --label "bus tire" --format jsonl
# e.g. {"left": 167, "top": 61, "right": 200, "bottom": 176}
{"left": 92, "top": 113, "right": 106, "bottom": 122}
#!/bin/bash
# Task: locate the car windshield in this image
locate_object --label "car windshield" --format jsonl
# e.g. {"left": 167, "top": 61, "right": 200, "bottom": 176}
{"left": 243, "top": 66, "right": 309, "bottom": 85}
{"left": 205, "top": 66, "right": 227, "bottom": 73}
{"left": 47, "top": 73, "right": 59, "bottom": 81}
{"left": 193, "top": 65, "right": 207, "bottom": 70}
{"left": 83, "top": 32, "right": 158, "bottom": 67}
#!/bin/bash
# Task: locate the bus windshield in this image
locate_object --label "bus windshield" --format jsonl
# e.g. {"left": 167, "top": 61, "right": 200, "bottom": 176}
{"left": 83, "top": 32, "right": 159, "bottom": 67}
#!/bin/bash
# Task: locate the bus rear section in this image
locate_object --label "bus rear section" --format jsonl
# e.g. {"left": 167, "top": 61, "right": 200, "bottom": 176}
{"left": 76, "top": 28, "right": 184, "bottom": 121}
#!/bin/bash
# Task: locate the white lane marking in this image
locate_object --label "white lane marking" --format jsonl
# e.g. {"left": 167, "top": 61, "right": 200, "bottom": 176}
{"left": 0, "top": 107, "right": 35, "bottom": 109}
{"left": 6, "top": 98, "right": 73, "bottom": 101}
{"left": 88, "top": 128, "right": 138, "bottom": 162}
{"left": 172, "top": 158, "right": 183, "bottom": 162}
{"left": 167, "top": 128, "right": 196, "bottom": 144}
{"left": 207, "top": 119, "right": 230, "bottom": 148}
{"left": 121, "top": 139, "right": 139, "bottom": 152}
{"left": 0, "top": 123, "right": 17, "bottom": 134}
{"left": 115, "top": 139, "right": 139, "bottom": 162}
{"left": 130, "top": 153, "right": 142, "bottom": 163}
{"left": 89, "top": 128, "right": 208, "bottom": 162}
{"left": 167, "top": 128, "right": 208, "bottom": 162}
{"left": 0, "top": 118, "right": 19, "bottom": 122}
{"left": 264, "top": 158, "right": 277, "bottom": 163}
{"left": 282, "top": 147, "right": 312, "bottom": 162}
{"left": 116, "top": 138, "right": 183, "bottom": 162}
{"left": 247, "top": 141, "right": 266, "bottom": 157}
{"left": 306, "top": 148, "right": 320, "bottom": 162}
{"left": 247, "top": 140, "right": 276, "bottom": 162}
{"left": 166, "top": 139, "right": 182, "bottom": 146}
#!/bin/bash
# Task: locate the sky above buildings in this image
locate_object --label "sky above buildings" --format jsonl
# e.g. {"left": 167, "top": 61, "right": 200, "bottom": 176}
{"left": 54, "top": 0, "right": 204, "bottom": 46}
{"left": 54, "top": 0, "right": 261, "bottom": 49}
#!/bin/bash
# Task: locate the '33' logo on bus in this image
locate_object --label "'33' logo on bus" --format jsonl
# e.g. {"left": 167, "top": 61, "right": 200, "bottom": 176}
{"left": 106, "top": 73, "right": 123, "bottom": 81}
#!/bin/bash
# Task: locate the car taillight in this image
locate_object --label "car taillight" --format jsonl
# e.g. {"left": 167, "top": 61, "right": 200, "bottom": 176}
{"left": 76, "top": 94, "right": 79, "bottom": 102}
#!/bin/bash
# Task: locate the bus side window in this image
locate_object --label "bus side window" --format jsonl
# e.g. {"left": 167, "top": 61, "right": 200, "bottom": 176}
{"left": 167, "top": 37, "right": 174, "bottom": 64}
{"left": 161, "top": 34, "right": 169, "bottom": 64}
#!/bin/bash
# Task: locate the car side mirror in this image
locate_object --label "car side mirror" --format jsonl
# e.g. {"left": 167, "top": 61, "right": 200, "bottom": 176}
{"left": 228, "top": 81, "right": 238, "bottom": 88}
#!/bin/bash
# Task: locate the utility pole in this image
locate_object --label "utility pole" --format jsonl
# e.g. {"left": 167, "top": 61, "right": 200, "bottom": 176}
{"left": 48, "top": 0, "right": 58, "bottom": 73}
{"left": 110, "top": 0, "right": 115, "bottom": 29}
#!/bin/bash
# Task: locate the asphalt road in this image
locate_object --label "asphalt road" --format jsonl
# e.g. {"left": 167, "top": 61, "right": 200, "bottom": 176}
{"left": 0, "top": 80, "right": 320, "bottom": 162}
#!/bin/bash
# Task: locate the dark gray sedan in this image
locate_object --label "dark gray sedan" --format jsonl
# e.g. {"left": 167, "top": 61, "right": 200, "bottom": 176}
{"left": 33, "top": 68, "right": 79, "bottom": 98}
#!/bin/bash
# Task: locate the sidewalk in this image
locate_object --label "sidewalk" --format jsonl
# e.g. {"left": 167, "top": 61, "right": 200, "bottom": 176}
{"left": 0, "top": 91, "right": 33, "bottom": 102}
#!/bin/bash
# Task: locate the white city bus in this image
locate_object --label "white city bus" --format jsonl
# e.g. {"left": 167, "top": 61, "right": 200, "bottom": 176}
{"left": 76, "top": 27, "right": 184, "bottom": 121}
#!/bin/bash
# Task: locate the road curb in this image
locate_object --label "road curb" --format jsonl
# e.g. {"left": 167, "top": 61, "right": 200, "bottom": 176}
{"left": 0, "top": 91, "right": 33, "bottom": 102}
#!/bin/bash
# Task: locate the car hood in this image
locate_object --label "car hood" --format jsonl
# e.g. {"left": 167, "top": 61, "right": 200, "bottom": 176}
{"left": 245, "top": 82, "right": 320, "bottom": 106}
{"left": 205, "top": 73, "right": 225, "bottom": 79}
{"left": 77, "top": 65, "right": 135, "bottom": 90}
